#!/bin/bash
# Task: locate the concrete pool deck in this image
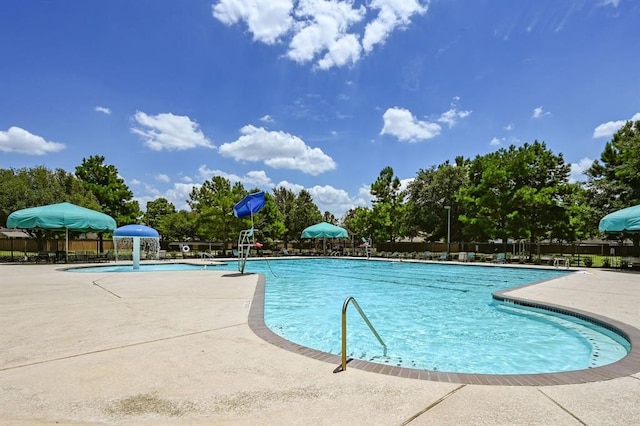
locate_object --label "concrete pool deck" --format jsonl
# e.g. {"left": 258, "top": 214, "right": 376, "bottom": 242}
{"left": 0, "top": 260, "right": 638, "bottom": 425}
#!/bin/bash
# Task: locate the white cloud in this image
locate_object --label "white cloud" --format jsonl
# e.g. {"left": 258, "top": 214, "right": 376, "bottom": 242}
{"left": 212, "top": 0, "right": 429, "bottom": 70}
{"left": 438, "top": 107, "right": 471, "bottom": 128}
{"left": 570, "top": 157, "right": 593, "bottom": 183}
{"left": 275, "top": 180, "right": 305, "bottom": 194}
{"left": 212, "top": 0, "right": 294, "bottom": 44}
{"left": 273, "top": 181, "right": 368, "bottom": 217}
{"left": 287, "top": 0, "right": 365, "bottom": 70}
{"left": 362, "top": 0, "right": 428, "bottom": 53}
{"left": 131, "top": 111, "right": 215, "bottom": 151}
{"left": 490, "top": 137, "right": 502, "bottom": 146}
{"left": 593, "top": 112, "right": 640, "bottom": 138}
{"left": 532, "top": 106, "right": 550, "bottom": 119}
{"left": 155, "top": 174, "right": 170, "bottom": 183}
{"left": 260, "top": 114, "right": 274, "bottom": 122}
{"left": 0, "top": 126, "right": 66, "bottom": 155}
{"left": 380, "top": 107, "right": 441, "bottom": 142}
{"left": 599, "top": 0, "right": 619, "bottom": 7}
{"left": 218, "top": 124, "right": 336, "bottom": 175}
{"left": 504, "top": 123, "right": 514, "bottom": 131}
{"left": 94, "top": 106, "right": 111, "bottom": 115}
{"left": 164, "top": 182, "right": 200, "bottom": 211}
{"left": 197, "top": 165, "right": 275, "bottom": 189}
{"left": 306, "top": 184, "right": 356, "bottom": 216}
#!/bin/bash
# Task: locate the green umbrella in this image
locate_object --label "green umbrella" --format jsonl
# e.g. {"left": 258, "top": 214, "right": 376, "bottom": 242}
{"left": 301, "top": 222, "right": 348, "bottom": 238}
{"left": 301, "top": 222, "right": 348, "bottom": 255}
{"left": 599, "top": 204, "right": 640, "bottom": 233}
{"left": 599, "top": 204, "right": 640, "bottom": 257}
{"left": 6, "top": 202, "right": 117, "bottom": 261}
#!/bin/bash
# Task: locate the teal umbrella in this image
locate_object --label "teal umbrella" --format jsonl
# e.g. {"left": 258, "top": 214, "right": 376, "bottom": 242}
{"left": 599, "top": 205, "right": 640, "bottom": 233}
{"left": 301, "top": 222, "right": 348, "bottom": 255}
{"left": 599, "top": 204, "right": 640, "bottom": 256}
{"left": 6, "top": 202, "right": 117, "bottom": 261}
{"left": 301, "top": 222, "right": 348, "bottom": 238}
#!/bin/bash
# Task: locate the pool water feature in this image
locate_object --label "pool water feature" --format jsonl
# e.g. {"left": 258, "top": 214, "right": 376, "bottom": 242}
{"left": 69, "top": 258, "right": 630, "bottom": 375}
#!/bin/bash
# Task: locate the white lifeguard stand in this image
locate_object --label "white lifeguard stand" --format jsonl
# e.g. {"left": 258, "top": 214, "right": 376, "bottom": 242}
{"left": 233, "top": 192, "right": 266, "bottom": 274}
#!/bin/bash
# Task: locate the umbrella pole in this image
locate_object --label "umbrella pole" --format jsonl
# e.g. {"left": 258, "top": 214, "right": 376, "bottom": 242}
{"left": 66, "top": 228, "right": 69, "bottom": 263}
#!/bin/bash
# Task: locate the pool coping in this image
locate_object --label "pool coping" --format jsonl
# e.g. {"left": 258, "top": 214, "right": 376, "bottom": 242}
{"left": 247, "top": 269, "right": 640, "bottom": 386}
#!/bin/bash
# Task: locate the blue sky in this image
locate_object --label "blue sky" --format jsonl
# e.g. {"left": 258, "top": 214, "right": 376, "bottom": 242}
{"left": 1, "top": 0, "right": 639, "bottom": 218}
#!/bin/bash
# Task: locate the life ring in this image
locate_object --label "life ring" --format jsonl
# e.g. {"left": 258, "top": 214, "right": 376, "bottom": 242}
{"left": 182, "top": 245, "right": 190, "bottom": 253}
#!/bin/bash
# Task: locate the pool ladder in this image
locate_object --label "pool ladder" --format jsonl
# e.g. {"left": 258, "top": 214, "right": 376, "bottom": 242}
{"left": 336, "top": 296, "right": 387, "bottom": 372}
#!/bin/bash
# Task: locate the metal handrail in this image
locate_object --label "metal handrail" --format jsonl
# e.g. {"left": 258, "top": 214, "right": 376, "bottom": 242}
{"left": 340, "top": 296, "right": 387, "bottom": 372}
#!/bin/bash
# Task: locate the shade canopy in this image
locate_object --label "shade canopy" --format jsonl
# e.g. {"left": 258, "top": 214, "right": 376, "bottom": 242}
{"left": 114, "top": 224, "right": 159, "bottom": 238}
{"left": 599, "top": 204, "right": 640, "bottom": 234}
{"left": 6, "top": 202, "right": 116, "bottom": 232}
{"left": 301, "top": 222, "right": 348, "bottom": 239}
{"left": 233, "top": 191, "right": 266, "bottom": 218}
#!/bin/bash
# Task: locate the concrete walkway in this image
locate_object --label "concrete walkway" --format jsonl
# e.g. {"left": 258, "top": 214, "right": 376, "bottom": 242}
{"left": 0, "top": 261, "right": 638, "bottom": 425}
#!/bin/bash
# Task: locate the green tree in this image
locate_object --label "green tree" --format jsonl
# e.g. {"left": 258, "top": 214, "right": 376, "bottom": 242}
{"left": 459, "top": 142, "right": 571, "bottom": 253}
{"left": 586, "top": 120, "right": 640, "bottom": 212}
{"left": 189, "top": 176, "right": 246, "bottom": 253}
{"left": 0, "top": 166, "right": 100, "bottom": 249}
{"left": 75, "top": 155, "right": 141, "bottom": 225}
{"left": 273, "top": 187, "right": 297, "bottom": 246}
{"left": 252, "top": 192, "right": 286, "bottom": 246}
{"left": 342, "top": 206, "right": 373, "bottom": 241}
{"left": 586, "top": 120, "right": 640, "bottom": 253}
{"left": 158, "top": 210, "right": 197, "bottom": 243}
{"left": 405, "top": 157, "right": 469, "bottom": 243}
{"left": 322, "top": 211, "right": 337, "bottom": 224}
{"left": 370, "top": 166, "right": 403, "bottom": 242}
{"left": 291, "top": 189, "right": 322, "bottom": 242}
{"left": 145, "top": 198, "right": 176, "bottom": 239}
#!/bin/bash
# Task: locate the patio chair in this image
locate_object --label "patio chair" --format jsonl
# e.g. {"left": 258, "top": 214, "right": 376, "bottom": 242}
{"left": 438, "top": 251, "right": 448, "bottom": 261}
{"left": 492, "top": 252, "right": 506, "bottom": 263}
{"left": 421, "top": 251, "right": 431, "bottom": 260}
{"left": 466, "top": 252, "right": 475, "bottom": 262}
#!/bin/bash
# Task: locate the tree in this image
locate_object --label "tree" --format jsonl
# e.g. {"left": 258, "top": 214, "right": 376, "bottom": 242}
{"left": 273, "top": 187, "right": 297, "bottom": 246}
{"left": 322, "top": 211, "right": 337, "bottom": 224}
{"left": 0, "top": 166, "right": 100, "bottom": 250}
{"left": 145, "top": 198, "right": 176, "bottom": 240}
{"left": 252, "top": 192, "right": 286, "bottom": 245}
{"left": 188, "top": 176, "right": 245, "bottom": 253}
{"left": 587, "top": 120, "right": 640, "bottom": 253}
{"left": 459, "top": 142, "right": 571, "bottom": 254}
{"left": 158, "top": 210, "right": 197, "bottom": 242}
{"left": 291, "top": 189, "right": 322, "bottom": 242}
{"left": 370, "top": 166, "right": 403, "bottom": 242}
{"left": 405, "top": 157, "right": 469, "bottom": 242}
{"left": 586, "top": 120, "right": 640, "bottom": 212}
{"left": 343, "top": 206, "right": 373, "bottom": 240}
{"left": 75, "top": 155, "right": 140, "bottom": 225}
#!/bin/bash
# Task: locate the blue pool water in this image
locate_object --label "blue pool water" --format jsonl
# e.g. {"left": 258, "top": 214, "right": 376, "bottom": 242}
{"left": 70, "top": 258, "right": 630, "bottom": 374}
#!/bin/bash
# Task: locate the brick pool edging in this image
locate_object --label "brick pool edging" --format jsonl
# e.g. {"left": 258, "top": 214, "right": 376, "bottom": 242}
{"left": 248, "top": 273, "right": 640, "bottom": 386}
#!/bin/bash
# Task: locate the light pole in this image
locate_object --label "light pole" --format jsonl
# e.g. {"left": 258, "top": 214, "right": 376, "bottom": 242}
{"left": 444, "top": 205, "right": 451, "bottom": 254}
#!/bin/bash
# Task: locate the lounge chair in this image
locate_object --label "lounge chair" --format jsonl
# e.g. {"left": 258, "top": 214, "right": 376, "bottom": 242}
{"left": 421, "top": 251, "right": 431, "bottom": 260}
{"left": 438, "top": 251, "right": 448, "bottom": 261}
{"left": 492, "top": 252, "right": 506, "bottom": 263}
{"left": 466, "top": 252, "right": 475, "bottom": 262}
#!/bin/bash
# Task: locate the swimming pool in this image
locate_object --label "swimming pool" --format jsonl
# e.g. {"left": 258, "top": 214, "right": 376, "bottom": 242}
{"left": 253, "top": 258, "right": 629, "bottom": 375}
{"left": 69, "top": 258, "right": 630, "bottom": 375}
